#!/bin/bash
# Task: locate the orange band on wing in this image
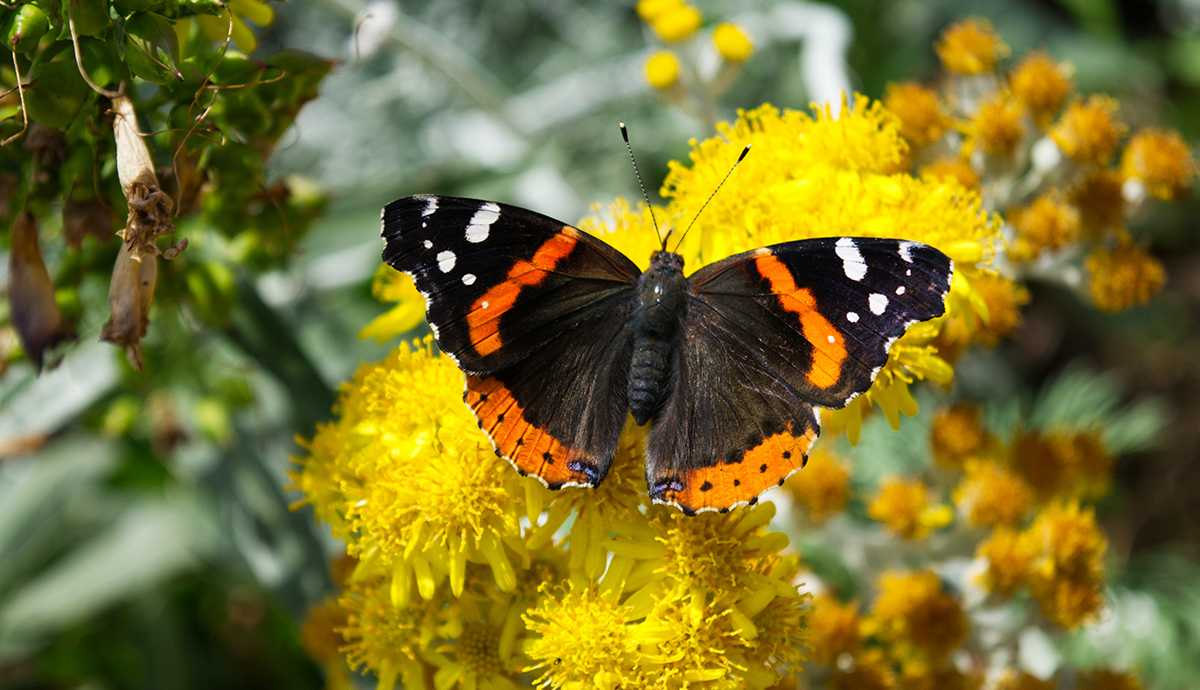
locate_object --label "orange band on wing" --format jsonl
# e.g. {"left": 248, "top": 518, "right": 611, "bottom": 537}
{"left": 663, "top": 424, "right": 817, "bottom": 513}
{"left": 464, "top": 374, "right": 593, "bottom": 488}
{"left": 754, "top": 252, "right": 847, "bottom": 389}
{"left": 466, "top": 229, "right": 580, "bottom": 358}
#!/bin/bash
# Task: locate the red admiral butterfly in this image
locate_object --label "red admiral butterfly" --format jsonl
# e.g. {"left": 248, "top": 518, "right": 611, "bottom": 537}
{"left": 381, "top": 194, "right": 953, "bottom": 515}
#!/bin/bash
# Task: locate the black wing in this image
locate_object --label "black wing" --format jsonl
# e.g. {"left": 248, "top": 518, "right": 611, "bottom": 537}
{"left": 382, "top": 195, "right": 642, "bottom": 488}
{"left": 646, "top": 237, "right": 953, "bottom": 513}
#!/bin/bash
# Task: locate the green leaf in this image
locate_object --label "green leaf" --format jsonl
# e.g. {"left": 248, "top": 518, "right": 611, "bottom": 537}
{"left": 25, "top": 59, "right": 91, "bottom": 129}
{"left": 60, "top": 0, "right": 111, "bottom": 38}
{"left": 111, "top": 0, "right": 163, "bottom": 16}
{"left": 122, "top": 11, "right": 181, "bottom": 84}
{"left": 77, "top": 36, "right": 129, "bottom": 89}
{"left": 2, "top": 4, "right": 51, "bottom": 53}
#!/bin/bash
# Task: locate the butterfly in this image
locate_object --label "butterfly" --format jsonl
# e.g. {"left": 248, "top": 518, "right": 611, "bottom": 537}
{"left": 381, "top": 194, "right": 953, "bottom": 515}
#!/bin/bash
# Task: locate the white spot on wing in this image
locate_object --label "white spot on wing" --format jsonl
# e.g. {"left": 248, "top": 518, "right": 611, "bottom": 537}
{"left": 898, "top": 241, "right": 916, "bottom": 263}
{"left": 827, "top": 335, "right": 835, "bottom": 343}
{"left": 482, "top": 301, "right": 489, "bottom": 309}
{"left": 462, "top": 273, "right": 476, "bottom": 285}
{"left": 835, "top": 237, "right": 866, "bottom": 281}
{"left": 466, "top": 202, "right": 501, "bottom": 243}
{"left": 896, "top": 285, "right": 905, "bottom": 295}
{"left": 869, "top": 293, "right": 888, "bottom": 314}
{"left": 437, "top": 250, "right": 456, "bottom": 272}
{"left": 846, "top": 311, "right": 859, "bottom": 323}
{"left": 422, "top": 197, "right": 439, "bottom": 216}
{"left": 423, "top": 240, "right": 433, "bottom": 249}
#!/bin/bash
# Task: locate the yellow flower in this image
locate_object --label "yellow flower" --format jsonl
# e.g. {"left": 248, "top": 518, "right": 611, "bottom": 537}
{"left": 969, "top": 272, "right": 1030, "bottom": 346}
{"left": 935, "top": 18, "right": 1009, "bottom": 74}
{"left": 807, "top": 594, "right": 861, "bottom": 667}
{"left": 644, "top": 50, "right": 681, "bottom": 89}
{"left": 528, "top": 423, "right": 649, "bottom": 580}
{"left": 954, "top": 460, "right": 1034, "bottom": 528}
{"left": 868, "top": 477, "right": 952, "bottom": 540}
{"left": 1052, "top": 95, "right": 1127, "bottom": 167}
{"left": 292, "top": 338, "right": 528, "bottom": 600}
{"left": 1072, "top": 169, "right": 1126, "bottom": 236}
{"left": 595, "top": 99, "right": 997, "bottom": 440}
{"left": 1026, "top": 502, "right": 1107, "bottom": 628}
{"left": 969, "top": 93, "right": 1026, "bottom": 157}
{"left": 428, "top": 623, "right": 518, "bottom": 690}
{"left": 994, "top": 670, "right": 1057, "bottom": 690}
{"left": 523, "top": 582, "right": 638, "bottom": 688}
{"left": 1008, "top": 51, "right": 1073, "bottom": 128}
{"left": 930, "top": 402, "right": 990, "bottom": 470}
{"left": 1086, "top": 242, "right": 1165, "bottom": 312}
{"left": 635, "top": 0, "right": 682, "bottom": 22}
{"left": 300, "top": 597, "right": 352, "bottom": 690}
{"left": 920, "top": 157, "right": 980, "bottom": 190}
{"left": 338, "top": 574, "right": 451, "bottom": 686}
{"left": 865, "top": 570, "right": 970, "bottom": 665}
{"left": 784, "top": 448, "right": 851, "bottom": 523}
{"left": 649, "top": 4, "right": 702, "bottom": 42}
{"left": 713, "top": 23, "right": 753, "bottom": 63}
{"left": 1120, "top": 128, "right": 1197, "bottom": 200}
{"left": 977, "top": 528, "right": 1035, "bottom": 596}
{"left": 1009, "top": 190, "right": 1081, "bottom": 261}
{"left": 884, "top": 82, "right": 951, "bottom": 147}
{"left": 358, "top": 266, "right": 426, "bottom": 342}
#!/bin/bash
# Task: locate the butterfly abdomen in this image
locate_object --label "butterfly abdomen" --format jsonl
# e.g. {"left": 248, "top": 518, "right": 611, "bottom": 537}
{"left": 628, "top": 251, "right": 687, "bottom": 426}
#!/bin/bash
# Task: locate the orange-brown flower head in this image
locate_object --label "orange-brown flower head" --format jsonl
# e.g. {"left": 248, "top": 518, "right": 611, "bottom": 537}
{"left": 1009, "top": 51, "right": 1073, "bottom": 128}
{"left": 1120, "top": 128, "right": 1197, "bottom": 200}
{"left": 1052, "top": 95, "right": 1127, "bottom": 167}
{"left": 1009, "top": 430, "right": 1074, "bottom": 500}
{"left": 1072, "top": 169, "right": 1125, "bottom": 236}
{"left": 868, "top": 478, "right": 952, "bottom": 540}
{"left": 1009, "top": 190, "right": 1081, "bottom": 261}
{"left": 1026, "top": 502, "right": 1107, "bottom": 628}
{"left": 930, "top": 402, "right": 989, "bottom": 470}
{"left": 884, "top": 82, "right": 951, "bottom": 147}
{"left": 971, "top": 93, "right": 1026, "bottom": 156}
{"left": 954, "top": 460, "right": 1034, "bottom": 528}
{"left": 785, "top": 449, "right": 851, "bottom": 523}
{"left": 920, "top": 158, "right": 981, "bottom": 190}
{"left": 1086, "top": 243, "right": 1165, "bottom": 312}
{"left": 977, "top": 528, "right": 1035, "bottom": 596}
{"left": 1079, "top": 669, "right": 1144, "bottom": 690}
{"left": 807, "top": 595, "right": 861, "bottom": 667}
{"left": 867, "top": 570, "right": 970, "bottom": 663}
{"left": 936, "top": 18, "right": 1009, "bottom": 74}
{"left": 970, "top": 273, "right": 1030, "bottom": 346}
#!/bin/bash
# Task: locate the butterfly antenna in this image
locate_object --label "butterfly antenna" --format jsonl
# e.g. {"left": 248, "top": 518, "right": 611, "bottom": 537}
{"left": 671, "top": 144, "right": 751, "bottom": 254}
{"left": 620, "top": 123, "right": 666, "bottom": 251}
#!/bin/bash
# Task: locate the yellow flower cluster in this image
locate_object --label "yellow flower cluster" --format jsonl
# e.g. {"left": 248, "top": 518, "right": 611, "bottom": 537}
{"left": 300, "top": 16, "right": 1171, "bottom": 689}
{"left": 884, "top": 17, "right": 1195, "bottom": 314}
{"left": 293, "top": 338, "right": 808, "bottom": 688}
{"left": 635, "top": 0, "right": 753, "bottom": 122}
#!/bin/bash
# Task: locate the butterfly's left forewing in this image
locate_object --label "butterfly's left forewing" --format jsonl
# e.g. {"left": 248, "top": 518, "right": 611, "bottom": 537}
{"left": 646, "top": 237, "right": 953, "bottom": 514}
{"left": 382, "top": 195, "right": 642, "bottom": 489}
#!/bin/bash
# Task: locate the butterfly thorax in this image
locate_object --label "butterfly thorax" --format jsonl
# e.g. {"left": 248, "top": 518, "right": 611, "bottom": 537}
{"left": 628, "top": 251, "right": 687, "bottom": 426}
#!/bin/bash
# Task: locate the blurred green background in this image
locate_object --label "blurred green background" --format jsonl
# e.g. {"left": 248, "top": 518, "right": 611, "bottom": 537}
{"left": 1, "top": 0, "right": 1199, "bottom": 687}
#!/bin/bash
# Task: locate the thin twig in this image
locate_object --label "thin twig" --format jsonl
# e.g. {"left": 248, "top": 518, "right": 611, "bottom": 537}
{"left": 1, "top": 51, "right": 29, "bottom": 146}
{"left": 69, "top": 2, "right": 122, "bottom": 98}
